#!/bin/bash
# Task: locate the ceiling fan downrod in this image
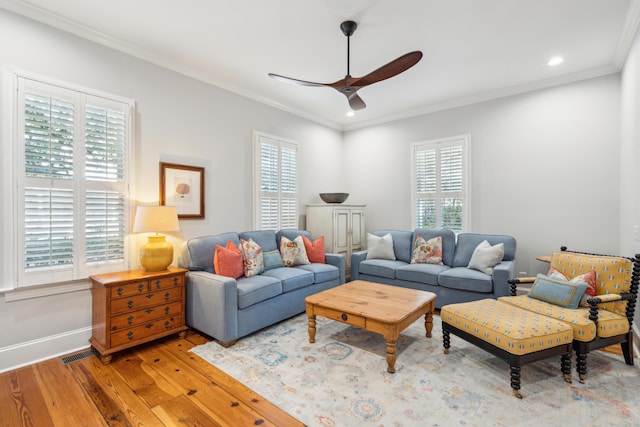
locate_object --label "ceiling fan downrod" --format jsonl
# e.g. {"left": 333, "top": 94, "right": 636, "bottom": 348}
{"left": 340, "top": 21, "right": 357, "bottom": 92}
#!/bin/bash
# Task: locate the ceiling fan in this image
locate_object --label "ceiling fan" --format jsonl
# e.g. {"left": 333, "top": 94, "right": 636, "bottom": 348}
{"left": 268, "top": 20, "right": 422, "bottom": 111}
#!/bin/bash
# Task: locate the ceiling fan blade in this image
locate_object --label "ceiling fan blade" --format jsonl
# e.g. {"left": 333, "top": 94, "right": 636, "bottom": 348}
{"left": 351, "top": 51, "right": 423, "bottom": 88}
{"left": 347, "top": 92, "right": 366, "bottom": 110}
{"left": 268, "top": 73, "right": 328, "bottom": 88}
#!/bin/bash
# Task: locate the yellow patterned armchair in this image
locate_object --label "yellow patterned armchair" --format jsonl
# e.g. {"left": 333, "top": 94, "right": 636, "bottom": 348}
{"left": 503, "top": 247, "right": 640, "bottom": 383}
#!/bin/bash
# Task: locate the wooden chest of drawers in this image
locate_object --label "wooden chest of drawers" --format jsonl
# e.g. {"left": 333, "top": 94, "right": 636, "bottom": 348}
{"left": 89, "top": 267, "right": 188, "bottom": 364}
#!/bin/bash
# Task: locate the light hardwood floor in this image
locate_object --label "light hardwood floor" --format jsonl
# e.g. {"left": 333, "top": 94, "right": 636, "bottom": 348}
{"left": 0, "top": 331, "right": 304, "bottom": 427}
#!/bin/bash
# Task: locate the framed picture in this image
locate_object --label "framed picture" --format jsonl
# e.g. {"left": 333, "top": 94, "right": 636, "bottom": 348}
{"left": 160, "top": 162, "right": 205, "bottom": 219}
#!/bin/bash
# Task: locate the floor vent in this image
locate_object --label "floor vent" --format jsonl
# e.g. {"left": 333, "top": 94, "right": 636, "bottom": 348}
{"left": 59, "top": 348, "right": 98, "bottom": 366}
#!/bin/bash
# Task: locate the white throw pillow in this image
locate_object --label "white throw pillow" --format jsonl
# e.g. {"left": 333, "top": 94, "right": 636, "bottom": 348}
{"left": 366, "top": 233, "right": 396, "bottom": 260}
{"left": 467, "top": 240, "right": 504, "bottom": 275}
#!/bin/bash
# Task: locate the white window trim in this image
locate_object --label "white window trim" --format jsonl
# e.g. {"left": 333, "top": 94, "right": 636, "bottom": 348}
{"left": 410, "top": 134, "right": 471, "bottom": 231}
{"left": 252, "top": 131, "right": 299, "bottom": 230}
{"left": 1, "top": 67, "right": 136, "bottom": 297}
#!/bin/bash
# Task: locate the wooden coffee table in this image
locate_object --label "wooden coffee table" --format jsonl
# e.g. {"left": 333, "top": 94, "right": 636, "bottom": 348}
{"left": 305, "top": 280, "right": 436, "bottom": 373}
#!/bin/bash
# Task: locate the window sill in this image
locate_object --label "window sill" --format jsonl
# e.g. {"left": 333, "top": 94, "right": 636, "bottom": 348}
{"left": 1, "top": 279, "right": 91, "bottom": 302}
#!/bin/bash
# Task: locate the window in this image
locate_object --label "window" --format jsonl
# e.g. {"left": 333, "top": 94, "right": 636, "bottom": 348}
{"left": 7, "top": 72, "right": 133, "bottom": 289}
{"left": 253, "top": 131, "right": 298, "bottom": 230}
{"left": 412, "top": 135, "right": 470, "bottom": 232}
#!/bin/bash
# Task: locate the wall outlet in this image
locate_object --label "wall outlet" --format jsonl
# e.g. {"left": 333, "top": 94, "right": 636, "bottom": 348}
{"left": 519, "top": 271, "right": 528, "bottom": 277}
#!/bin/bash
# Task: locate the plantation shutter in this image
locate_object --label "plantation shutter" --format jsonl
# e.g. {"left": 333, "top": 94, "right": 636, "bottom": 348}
{"left": 16, "top": 77, "right": 132, "bottom": 287}
{"left": 413, "top": 136, "right": 468, "bottom": 232}
{"left": 254, "top": 133, "right": 298, "bottom": 230}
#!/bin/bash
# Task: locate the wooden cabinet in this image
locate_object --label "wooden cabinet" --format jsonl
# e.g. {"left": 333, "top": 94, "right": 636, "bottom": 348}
{"left": 306, "top": 204, "right": 365, "bottom": 275}
{"left": 89, "top": 267, "right": 188, "bottom": 364}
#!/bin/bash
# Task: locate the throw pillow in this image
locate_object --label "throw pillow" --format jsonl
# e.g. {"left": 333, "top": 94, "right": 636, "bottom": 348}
{"left": 302, "top": 235, "right": 326, "bottom": 263}
{"left": 410, "top": 235, "right": 443, "bottom": 265}
{"left": 547, "top": 267, "right": 597, "bottom": 307}
{"left": 366, "top": 233, "right": 396, "bottom": 260}
{"left": 467, "top": 240, "right": 504, "bottom": 275}
{"left": 527, "top": 273, "right": 588, "bottom": 309}
{"left": 280, "top": 235, "right": 310, "bottom": 266}
{"left": 263, "top": 249, "right": 284, "bottom": 271}
{"left": 239, "top": 238, "right": 264, "bottom": 277}
{"left": 213, "top": 240, "right": 243, "bottom": 279}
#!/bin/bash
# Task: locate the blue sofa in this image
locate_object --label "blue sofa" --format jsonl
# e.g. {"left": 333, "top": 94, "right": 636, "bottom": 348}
{"left": 351, "top": 229, "right": 517, "bottom": 309}
{"left": 178, "top": 229, "right": 345, "bottom": 346}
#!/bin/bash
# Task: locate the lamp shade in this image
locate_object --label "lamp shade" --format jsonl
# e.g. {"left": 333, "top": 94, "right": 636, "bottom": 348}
{"left": 133, "top": 206, "right": 180, "bottom": 233}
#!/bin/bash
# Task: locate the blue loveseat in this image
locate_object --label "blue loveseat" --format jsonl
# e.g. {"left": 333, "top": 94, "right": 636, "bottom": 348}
{"left": 178, "top": 229, "right": 345, "bottom": 346}
{"left": 351, "top": 229, "right": 517, "bottom": 309}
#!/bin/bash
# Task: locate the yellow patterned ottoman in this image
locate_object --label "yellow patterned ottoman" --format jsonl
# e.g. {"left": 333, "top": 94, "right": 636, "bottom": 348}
{"left": 441, "top": 299, "right": 574, "bottom": 398}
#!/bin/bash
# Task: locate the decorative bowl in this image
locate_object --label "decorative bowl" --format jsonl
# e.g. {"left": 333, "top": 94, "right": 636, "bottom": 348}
{"left": 319, "top": 193, "right": 349, "bottom": 204}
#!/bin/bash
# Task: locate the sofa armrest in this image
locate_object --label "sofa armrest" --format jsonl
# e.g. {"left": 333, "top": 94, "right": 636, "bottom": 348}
{"left": 351, "top": 250, "right": 368, "bottom": 280}
{"left": 325, "top": 253, "right": 346, "bottom": 284}
{"left": 492, "top": 260, "right": 516, "bottom": 297}
{"left": 185, "top": 271, "right": 239, "bottom": 344}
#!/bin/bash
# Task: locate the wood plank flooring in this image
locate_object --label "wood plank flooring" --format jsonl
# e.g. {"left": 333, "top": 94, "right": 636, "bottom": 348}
{"left": 0, "top": 331, "right": 304, "bottom": 427}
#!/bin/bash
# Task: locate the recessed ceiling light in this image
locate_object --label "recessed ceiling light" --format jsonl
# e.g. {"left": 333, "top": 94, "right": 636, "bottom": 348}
{"left": 548, "top": 56, "right": 564, "bottom": 66}
{"left": 346, "top": 111, "right": 355, "bottom": 117}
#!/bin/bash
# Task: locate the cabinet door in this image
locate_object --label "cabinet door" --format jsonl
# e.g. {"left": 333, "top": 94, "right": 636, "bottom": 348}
{"left": 333, "top": 209, "right": 351, "bottom": 255}
{"left": 350, "top": 209, "right": 365, "bottom": 251}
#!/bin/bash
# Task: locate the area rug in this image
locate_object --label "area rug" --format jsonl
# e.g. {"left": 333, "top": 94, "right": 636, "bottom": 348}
{"left": 190, "top": 314, "right": 640, "bottom": 426}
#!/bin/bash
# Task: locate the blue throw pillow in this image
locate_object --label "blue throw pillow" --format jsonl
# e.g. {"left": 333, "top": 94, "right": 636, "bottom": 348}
{"left": 527, "top": 274, "right": 588, "bottom": 309}
{"left": 263, "top": 249, "right": 284, "bottom": 271}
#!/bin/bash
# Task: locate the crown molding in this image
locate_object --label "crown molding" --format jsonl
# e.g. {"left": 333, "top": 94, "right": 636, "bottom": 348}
{"left": 614, "top": 0, "right": 640, "bottom": 70}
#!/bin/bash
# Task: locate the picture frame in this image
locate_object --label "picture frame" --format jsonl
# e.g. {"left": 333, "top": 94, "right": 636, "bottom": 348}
{"left": 160, "top": 162, "right": 205, "bottom": 219}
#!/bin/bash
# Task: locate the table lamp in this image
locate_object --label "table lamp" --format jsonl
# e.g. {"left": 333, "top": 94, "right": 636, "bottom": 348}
{"left": 133, "top": 205, "right": 180, "bottom": 271}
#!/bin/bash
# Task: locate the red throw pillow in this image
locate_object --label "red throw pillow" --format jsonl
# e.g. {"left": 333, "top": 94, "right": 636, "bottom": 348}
{"left": 213, "top": 240, "right": 243, "bottom": 279}
{"left": 302, "top": 235, "right": 326, "bottom": 263}
{"left": 547, "top": 266, "right": 597, "bottom": 297}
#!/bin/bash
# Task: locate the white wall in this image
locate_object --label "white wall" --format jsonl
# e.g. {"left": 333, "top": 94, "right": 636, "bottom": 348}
{"left": 0, "top": 10, "right": 343, "bottom": 372}
{"left": 344, "top": 74, "right": 622, "bottom": 277}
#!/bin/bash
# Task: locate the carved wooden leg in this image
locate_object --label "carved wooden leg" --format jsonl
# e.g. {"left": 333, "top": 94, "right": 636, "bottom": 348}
{"left": 510, "top": 365, "right": 522, "bottom": 399}
{"left": 307, "top": 315, "right": 316, "bottom": 344}
{"left": 621, "top": 331, "right": 634, "bottom": 365}
{"left": 561, "top": 353, "right": 572, "bottom": 383}
{"left": 100, "top": 354, "right": 112, "bottom": 365}
{"left": 443, "top": 329, "right": 450, "bottom": 354}
{"left": 576, "top": 352, "right": 587, "bottom": 384}
{"left": 385, "top": 339, "right": 397, "bottom": 373}
{"left": 178, "top": 330, "right": 187, "bottom": 339}
{"left": 424, "top": 310, "right": 433, "bottom": 338}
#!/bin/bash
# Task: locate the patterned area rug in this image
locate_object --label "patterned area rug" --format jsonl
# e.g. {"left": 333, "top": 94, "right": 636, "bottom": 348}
{"left": 190, "top": 314, "right": 640, "bottom": 426}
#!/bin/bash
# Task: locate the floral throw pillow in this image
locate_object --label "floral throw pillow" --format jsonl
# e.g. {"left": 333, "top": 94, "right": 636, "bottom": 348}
{"left": 547, "top": 266, "right": 597, "bottom": 307}
{"left": 410, "top": 235, "right": 443, "bottom": 265}
{"left": 239, "top": 238, "right": 264, "bottom": 277}
{"left": 280, "top": 235, "right": 310, "bottom": 266}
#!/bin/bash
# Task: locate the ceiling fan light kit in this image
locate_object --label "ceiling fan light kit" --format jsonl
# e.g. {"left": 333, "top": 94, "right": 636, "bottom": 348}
{"left": 269, "top": 20, "right": 422, "bottom": 110}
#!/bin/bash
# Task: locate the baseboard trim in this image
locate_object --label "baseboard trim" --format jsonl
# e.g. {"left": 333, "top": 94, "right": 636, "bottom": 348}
{"left": 0, "top": 326, "right": 92, "bottom": 374}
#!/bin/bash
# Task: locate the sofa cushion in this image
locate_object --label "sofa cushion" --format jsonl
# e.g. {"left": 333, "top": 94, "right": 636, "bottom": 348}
{"left": 410, "top": 235, "right": 443, "bottom": 265}
{"left": 452, "top": 233, "right": 517, "bottom": 268}
{"left": 396, "top": 263, "right": 449, "bottom": 286}
{"left": 280, "top": 235, "right": 310, "bottom": 266}
{"left": 366, "top": 233, "right": 396, "bottom": 260}
{"left": 262, "top": 267, "right": 314, "bottom": 293}
{"left": 413, "top": 229, "right": 456, "bottom": 266}
{"left": 295, "top": 263, "right": 339, "bottom": 283}
{"left": 239, "top": 230, "right": 278, "bottom": 252}
{"left": 438, "top": 267, "right": 493, "bottom": 293}
{"left": 358, "top": 259, "right": 407, "bottom": 279}
{"left": 236, "top": 275, "right": 282, "bottom": 309}
{"left": 467, "top": 240, "right": 504, "bottom": 275}
{"left": 372, "top": 230, "right": 413, "bottom": 263}
{"left": 180, "top": 232, "right": 240, "bottom": 273}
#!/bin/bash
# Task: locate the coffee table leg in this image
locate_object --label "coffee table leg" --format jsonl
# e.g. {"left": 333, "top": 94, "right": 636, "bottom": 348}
{"left": 424, "top": 310, "right": 433, "bottom": 338}
{"left": 385, "top": 339, "right": 397, "bottom": 373}
{"left": 307, "top": 314, "right": 316, "bottom": 343}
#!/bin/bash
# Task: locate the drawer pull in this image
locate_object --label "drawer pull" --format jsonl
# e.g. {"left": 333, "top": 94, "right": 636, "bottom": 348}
{"left": 341, "top": 313, "right": 348, "bottom": 321}
{"left": 164, "top": 321, "right": 170, "bottom": 329}
{"left": 138, "top": 283, "right": 144, "bottom": 292}
{"left": 146, "top": 323, "right": 153, "bottom": 329}
{"left": 127, "top": 331, "right": 133, "bottom": 340}
{"left": 127, "top": 315, "right": 134, "bottom": 324}
{"left": 164, "top": 306, "right": 170, "bottom": 315}
{"left": 127, "top": 300, "right": 134, "bottom": 309}
{"left": 173, "top": 277, "right": 178, "bottom": 284}
{"left": 146, "top": 294, "right": 154, "bottom": 299}
{"left": 117, "top": 287, "right": 123, "bottom": 296}
{"left": 155, "top": 280, "right": 161, "bottom": 288}
{"left": 164, "top": 292, "right": 170, "bottom": 300}
{"left": 146, "top": 308, "right": 154, "bottom": 314}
